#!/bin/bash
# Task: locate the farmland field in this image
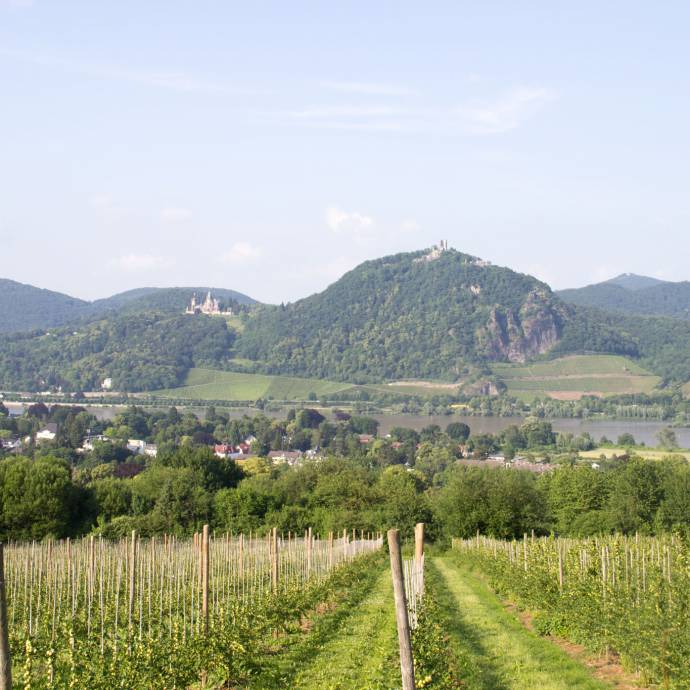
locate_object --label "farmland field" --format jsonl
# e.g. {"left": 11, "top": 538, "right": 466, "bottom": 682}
{"left": 154, "top": 367, "right": 357, "bottom": 401}
{"left": 492, "top": 355, "right": 661, "bottom": 400}
{"left": 578, "top": 446, "right": 690, "bottom": 462}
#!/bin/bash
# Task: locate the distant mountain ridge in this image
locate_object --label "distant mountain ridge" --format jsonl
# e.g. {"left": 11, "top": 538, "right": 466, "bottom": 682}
{"left": 2, "top": 250, "right": 690, "bottom": 392}
{"left": 604, "top": 273, "right": 668, "bottom": 291}
{"left": 0, "top": 280, "right": 257, "bottom": 334}
{"left": 558, "top": 274, "right": 690, "bottom": 321}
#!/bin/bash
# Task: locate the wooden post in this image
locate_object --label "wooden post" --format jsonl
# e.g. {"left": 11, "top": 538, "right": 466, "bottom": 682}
{"left": 271, "top": 527, "right": 279, "bottom": 592}
{"left": 306, "top": 527, "right": 313, "bottom": 578}
{"left": 201, "top": 524, "right": 209, "bottom": 634}
{"left": 328, "top": 531, "right": 334, "bottom": 570}
{"left": 414, "top": 523, "right": 424, "bottom": 567}
{"left": 0, "top": 544, "right": 11, "bottom": 690}
{"left": 387, "top": 529, "right": 415, "bottom": 690}
{"left": 128, "top": 530, "right": 137, "bottom": 638}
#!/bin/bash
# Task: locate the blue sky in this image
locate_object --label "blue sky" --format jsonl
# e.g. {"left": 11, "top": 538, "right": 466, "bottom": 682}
{"left": 1, "top": 1, "right": 689, "bottom": 303}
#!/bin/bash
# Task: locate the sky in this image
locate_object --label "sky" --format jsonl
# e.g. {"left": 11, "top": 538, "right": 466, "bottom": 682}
{"left": 1, "top": 1, "right": 689, "bottom": 304}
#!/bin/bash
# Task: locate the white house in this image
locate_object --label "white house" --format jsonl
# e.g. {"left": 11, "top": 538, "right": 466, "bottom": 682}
{"left": 36, "top": 424, "right": 58, "bottom": 442}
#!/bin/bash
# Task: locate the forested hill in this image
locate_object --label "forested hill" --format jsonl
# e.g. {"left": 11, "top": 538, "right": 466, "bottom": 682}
{"left": 0, "top": 312, "right": 236, "bottom": 392}
{"left": 0, "top": 281, "right": 257, "bottom": 333}
{"left": 91, "top": 287, "right": 257, "bottom": 314}
{"left": 236, "top": 249, "right": 636, "bottom": 383}
{"left": 0, "top": 279, "right": 91, "bottom": 334}
{"left": 558, "top": 275, "right": 690, "bottom": 320}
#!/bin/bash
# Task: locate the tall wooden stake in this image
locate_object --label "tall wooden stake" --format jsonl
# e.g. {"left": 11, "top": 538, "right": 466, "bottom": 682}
{"left": 387, "top": 529, "right": 415, "bottom": 690}
{"left": 414, "top": 523, "right": 424, "bottom": 567}
{"left": 0, "top": 544, "right": 11, "bottom": 690}
{"left": 201, "top": 524, "right": 209, "bottom": 634}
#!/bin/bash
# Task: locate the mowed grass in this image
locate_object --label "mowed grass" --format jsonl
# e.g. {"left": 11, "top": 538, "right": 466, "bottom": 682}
{"left": 154, "top": 367, "right": 356, "bottom": 401}
{"left": 432, "top": 558, "right": 609, "bottom": 690}
{"left": 492, "top": 355, "right": 661, "bottom": 400}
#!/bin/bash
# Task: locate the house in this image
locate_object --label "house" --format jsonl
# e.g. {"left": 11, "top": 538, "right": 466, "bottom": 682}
{"left": 267, "top": 450, "right": 302, "bottom": 465}
{"left": 127, "top": 439, "right": 146, "bottom": 454}
{"left": 36, "top": 423, "right": 58, "bottom": 442}
{"left": 214, "top": 444, "right": 233, "bottom": 458}
{"left": 81, "top": 434, "right": 109, "bottom": 452}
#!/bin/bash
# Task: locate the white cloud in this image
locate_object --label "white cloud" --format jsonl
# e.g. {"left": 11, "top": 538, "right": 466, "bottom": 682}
{"left": 160, "top": 207, "right": 192, "bottom": 223}
{"left": 320, "top": 80, "right": 415, "bottom": 96}
{"left": 110, "top": 254, "right": 173, "bottom": 272}
{"left": 326, "top": 206, "right": 374, "bottom": 233}
{"left": 219, "top": 242, "right": 262, "bottom": 264}
{"left": 456, "top": 87, "right": 555, "bottom": 135}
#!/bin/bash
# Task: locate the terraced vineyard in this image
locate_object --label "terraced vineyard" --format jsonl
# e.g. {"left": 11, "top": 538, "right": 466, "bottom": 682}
{"left": 492, "top": 354, "right": 661, "bottom": 400}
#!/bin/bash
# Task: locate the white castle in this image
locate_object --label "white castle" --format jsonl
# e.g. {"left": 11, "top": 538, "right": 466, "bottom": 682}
{"left": 185, "top": 291, "right": 233, "bottom": 316}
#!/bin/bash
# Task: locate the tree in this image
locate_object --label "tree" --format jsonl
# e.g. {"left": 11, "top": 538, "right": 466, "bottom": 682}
{"left": 617, "top": 433, "right": 636, "bottom": 447}
{"left": 446, "top": 422, "right": 470, "bottom": 443}
{"left": 656, "top": 427, "right": 678, "bottom": 450}
{"left": 0, "top": 455, "right": 80, "bottom": 540}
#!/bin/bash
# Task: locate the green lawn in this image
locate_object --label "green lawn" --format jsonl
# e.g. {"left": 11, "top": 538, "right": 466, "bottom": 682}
{"left": 431, "top": 558, "right": 609, "bottom": 690}
{"left": 154, "top": 367, "right": 356, "bottom": 401}
{"left": 492, "top": 355, "right": 660, "bottom": 400}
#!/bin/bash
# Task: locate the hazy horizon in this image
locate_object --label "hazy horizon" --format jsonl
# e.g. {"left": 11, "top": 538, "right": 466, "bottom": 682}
{"left": 2, "top": 2, "right": 689, "bottom": 302}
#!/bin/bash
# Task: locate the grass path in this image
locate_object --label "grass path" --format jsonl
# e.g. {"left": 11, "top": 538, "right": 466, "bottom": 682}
{"left": 289, "top": 567, "right": 399, "bottom": 689}
{"left": 432, "top": 558, "right": 610, "bottom": 690}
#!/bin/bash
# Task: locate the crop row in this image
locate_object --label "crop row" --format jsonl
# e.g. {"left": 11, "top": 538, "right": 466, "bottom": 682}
{"left": 452, "top": 532, "right": 689, "bottom": 689}
{"left": 1, "top": 528, "right": 382, "bottom": 689}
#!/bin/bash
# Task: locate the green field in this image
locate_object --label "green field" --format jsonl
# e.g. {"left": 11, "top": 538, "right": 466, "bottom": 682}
{"left": 579, "top": 446, "right": 690, "bottom": 462}
{"left": 492, "top": 355, "right": 661, "bottom": 400}
{"left": 154, "top": 367, "right": 356, "bottom": 401}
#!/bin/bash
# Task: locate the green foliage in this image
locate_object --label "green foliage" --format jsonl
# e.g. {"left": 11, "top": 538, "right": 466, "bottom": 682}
{"left": 455, "top": 535, "right": 690, "bottom": 689}
{"left": 0, "top": 455, "right": 83, "bottom": 539}
{"left": 236, "top": 249, "right": 579, "bottom": 382}
{"left": 0, "top": 311, "right": 236, "bottom": 391}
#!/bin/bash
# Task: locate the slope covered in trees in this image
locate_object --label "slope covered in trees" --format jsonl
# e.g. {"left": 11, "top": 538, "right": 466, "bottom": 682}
{"left": 0, "top": 280, "right": 257, "bottom": 334}
{"left": 0, "top": 278, "right": 91, "bottom": 333}
{"left": 558, "top": 275, "right": 690, "bottom": 320}
{"left": 0, "top": 312, "right": 236, "bottom": 391}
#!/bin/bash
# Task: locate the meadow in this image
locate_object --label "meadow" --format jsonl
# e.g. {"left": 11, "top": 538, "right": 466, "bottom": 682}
{"left": 154, "top": 368, "right": 357, "bottom": 401}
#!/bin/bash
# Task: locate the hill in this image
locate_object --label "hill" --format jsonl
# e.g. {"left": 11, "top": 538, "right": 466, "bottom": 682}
{"left": 0, "top": 312, "right": 237, "bottom": 392}
{"left": 0, "top": 280, "right": 258, "bottom": 334}
{"left": 90, "top": 286, "right": 257, "bottom": 315}
{"left": 3, "top": 248, "right": 690, "bottom": 393}
{"left": 558, "top": 274, "right": 690, "bottom": 320}
{"left": 237, "top": 248, "right": 638, "bottom": 383}
{"left": 0, "top": 279, "right": 91, "bottom": 333}
{"left": 605, "top": 273, "right": 667, "bottom": 290}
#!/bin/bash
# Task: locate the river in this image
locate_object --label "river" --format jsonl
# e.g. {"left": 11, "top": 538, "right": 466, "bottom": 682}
{"left": 5, "top": 402, "right": 688, "bottom": 448}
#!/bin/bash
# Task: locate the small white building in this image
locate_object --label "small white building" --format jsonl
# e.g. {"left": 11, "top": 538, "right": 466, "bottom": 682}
{"left": 36, "top": 424, "right": 58, "bottom": 442}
